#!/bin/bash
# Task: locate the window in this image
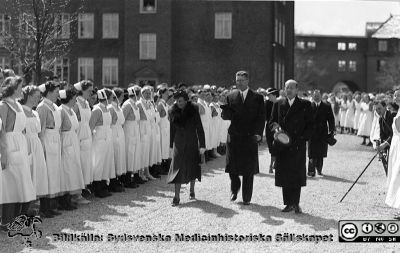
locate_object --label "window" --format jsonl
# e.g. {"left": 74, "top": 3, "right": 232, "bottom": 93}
{"left": 103, "top": 13, "right": 119, "bottom": 39}
{"left": 54, "top": 57, "right": 69, "bottom": 83}
{"left": 78, "top": 13, "right": 94, "bottom": 39}
{"left": 338, "top": 60, "right": 346, "bottom": 72}
{"left": 0, "top": 14, "right": 11, "bottom": 36}
{"left": 282, "top": 23, "right": 285, "bottom": 47}
{"left": 377, "top": 60, "right": 386, "bottom": 72}
{"left": 349, "top": 61, "right": 357, "bottom": 72}
{"left": 378, "top": 40, "right": 388, "bottom": 52}
{"left": 348, "top": 42, "right": 357, "bottom": 51}
{"left": 55, "top": 13, "right": 70, "bottom": 39}
{"left": 102, "top": 58, "right": 118, "bottom": 86}
{"left": 139, "top": 33, "right": 156, "bottom": 60}
{"left": 337, "top": 42, "right": 346, "bottom": 51}
{"left": 215, "top": 12, "right": 232, "bottom": 39}
{"left": 274, "top": 18, "right": 278, "bottom": 43}
{"left": 307, "top": 41, "right": 316, "bottom": 49}
{"left": 296, "top": 41, "right": 305, "bottom": 49}
{"left": 78, "top": 57, "right": 94, "bottom": 80}
{"left": 140, "top": 0, "right": 157, "bottom": 14}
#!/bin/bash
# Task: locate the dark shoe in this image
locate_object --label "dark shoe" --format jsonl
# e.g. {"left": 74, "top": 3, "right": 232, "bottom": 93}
{"left": 294, "top": 205, "right": 302, "bottom": 214}
{"left": 49, "top": 209, "right": 62, "bottom": 216}
{"left": 317, "top": 171, "right": 323, "bottom": 176}
{"left": 125, "top": 181, "right": 139, "bottom": 189}
{"left": 282, "top": 205, "right": 294, "bottom": 212}
{"left": 367, "top": 142, "right": 373, "bottom": 147}
{"left": 307, "top": 172, "right": 316, "bottom": 177}
{"left": 230, "top": 193, "right": 237, "bottom": 201}
{"left": 189, "top": 192, "right": 195, "bottom": 200}
{"left": 243, "top": 201, "right": 250, "bottom": 205}
{"left": 82, "top": 189, "right": 92, "bottom": 199}
{"left": 172, "top": 197, "right": 180, "bottom": 206}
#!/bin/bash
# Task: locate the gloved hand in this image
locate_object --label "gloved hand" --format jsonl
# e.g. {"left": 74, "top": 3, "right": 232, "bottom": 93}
{"left": 199, "top": 148, "right": 206, "bottom": 154}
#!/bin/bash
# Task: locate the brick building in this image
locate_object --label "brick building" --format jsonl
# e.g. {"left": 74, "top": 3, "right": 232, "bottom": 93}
{"left": 295, "top": 15, "right": 400, "bottom": 93}
{"left": 0, "top": 0, "right": 295, "bottom": 89}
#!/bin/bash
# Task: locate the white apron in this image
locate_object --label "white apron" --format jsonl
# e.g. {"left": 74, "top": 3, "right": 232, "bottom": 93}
{"left": 76, "top": 98, "right": 93, "bottom": 185}
{"left": 386, "top": 112, "right": 400, "bottom": 208}
{"left": 1, "top": 101, "right": 36, "bottom": 203}
{"left": 109, "top": 103, "right": 127, "bottom": 176}
{"left": 344, "top": 100, "right": 355, "bottom": 128}
{"left": 152, "top": 106, "right": 162, "bottom": 165}
{"left": 158, "top": 101, "right": 170, "bottom": 160}
{"left": 123, "top": 99, "right": 141, "bottom": 173}
{"left": 210, "top": 103, "right": 220, "bottom": 149}
{"left": 137, "top": 99, "right": 151, "bottom": 169}
{"left": 40, "top": 102, "right": 62, "bottom": 197}
{"left": 92, "top": 104, "right": 115, "bottom": 181}
{"left": 199, "top": 99, "right": 212, "bottom": 150}
{"left": 339, "top": 100, "right": 348, "bottom": 127}
{"left": 60, "top": 105, "right": 84, "bottom": 193}
{"left": 353, "top": 101, "right": 362, "bottom": 130}
{"left": 24, "top": 107, "right": 49, "bottom": 197}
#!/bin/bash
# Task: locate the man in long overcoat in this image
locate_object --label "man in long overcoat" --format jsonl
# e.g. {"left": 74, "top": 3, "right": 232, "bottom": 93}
{"left": 221, "top": 71, "right": 266, "bottom": 205}
{"left": 269, "top": 79, "right": 314, "bottom": 213}
{"left": 308, "top": 90, "right": 335, "bottom": 177}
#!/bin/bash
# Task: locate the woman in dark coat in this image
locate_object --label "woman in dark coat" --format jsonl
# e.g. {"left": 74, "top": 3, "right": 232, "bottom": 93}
{"left": 167, "top": 90, "right": 206, "bottom": 206}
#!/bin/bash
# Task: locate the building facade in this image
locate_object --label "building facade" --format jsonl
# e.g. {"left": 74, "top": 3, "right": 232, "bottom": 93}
{"left": 0, "top": 0, "right": 295, "bottom": 89}
{"left": 295, "top": 15, "right": 400, "bottom": 93}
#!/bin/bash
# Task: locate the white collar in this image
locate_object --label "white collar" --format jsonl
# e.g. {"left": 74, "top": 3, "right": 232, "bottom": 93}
{"left": 288, "top": 97, "right": 295, "bottom": 106}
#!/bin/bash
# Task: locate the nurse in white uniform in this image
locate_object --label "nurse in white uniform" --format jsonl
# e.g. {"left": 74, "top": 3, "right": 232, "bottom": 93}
{"left": 59, "top": 88, "right": 85, "bottom": 210}
{"left": 137, "top": 86, "right": 155, "bottom": 181}
{"left": 157, "top": 87, "right": 171, "bottom": 174}
{"left": 20, "top": 85, "right": 51, "bottom": 217}
{"left": 37, "top": 81, "right": 62, "bottom": 217}
{"left": 0, "top": 76, "right": 36, "bottom": 227}
{"left": 72, "top": 80, "right": 94, "bottom": 204}
{"left": 106, "top": 88, "right": 125, "bottom": 192}
{"left": 89, "top": 89, "right": 114, "bottom": 198}
{"left": 122, "top": 86, "right": 142, "bottom": 187}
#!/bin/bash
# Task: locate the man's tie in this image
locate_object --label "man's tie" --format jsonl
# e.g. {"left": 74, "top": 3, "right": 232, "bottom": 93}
{"left": 240, "top": 92, "right": 244, "bottom": 103}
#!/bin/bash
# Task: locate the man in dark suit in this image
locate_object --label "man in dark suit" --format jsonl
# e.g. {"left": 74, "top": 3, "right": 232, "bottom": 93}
{"left": 221, "top": 70, "right": 266, "bottom": 205}
{"left": 265, "top": 88, "right": 279, "bottom": 174}
{"left": 308, "top": 90, "right": 335, "bottom": 177}
{"left": 269, "top": 79, "right": 314, "bottom": 214}
{"left": 374, "top": 100, "right": 396, "bottom": 176}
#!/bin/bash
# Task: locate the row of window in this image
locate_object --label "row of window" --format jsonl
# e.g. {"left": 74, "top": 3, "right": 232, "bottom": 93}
{"left": 0, "top": 56, "right": 119, "bottom": 86}
{"left": 297, "top": 40, "right": 389, "bottom": 52}
{"left": 338, "top": 60, "right": 357, "bottom": 72}
{"left": 0, "top": 11, "right": 233, "bottom": 40}
{"left": 59, "top": 57, "right": 119, "bottom": 86}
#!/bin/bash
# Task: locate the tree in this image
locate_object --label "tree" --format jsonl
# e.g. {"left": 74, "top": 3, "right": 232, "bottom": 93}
{"left": 375, "top": 57, "right": 400, "bottom": 92}
{"left": 294, "top": 49, "right": 328, "bottom": 91}
{"left": 1, "top": 0, "right": 84, "bottom": 84}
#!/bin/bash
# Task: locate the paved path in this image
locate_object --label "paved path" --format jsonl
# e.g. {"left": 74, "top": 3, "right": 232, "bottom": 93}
{"left": 1, "top": 134, "right": 398, "bottom": 252}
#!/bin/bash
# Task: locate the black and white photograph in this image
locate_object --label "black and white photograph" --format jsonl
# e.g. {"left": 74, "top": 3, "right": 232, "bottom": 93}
{"left": 1, "top": 0, "right": 400, "bottom": 252}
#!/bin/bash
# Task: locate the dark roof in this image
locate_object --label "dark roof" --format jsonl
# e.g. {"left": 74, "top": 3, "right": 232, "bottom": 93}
{"left": 371, "top": 15, "right": 400, "bottom": 39}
